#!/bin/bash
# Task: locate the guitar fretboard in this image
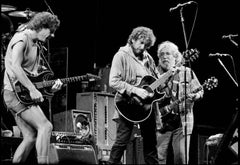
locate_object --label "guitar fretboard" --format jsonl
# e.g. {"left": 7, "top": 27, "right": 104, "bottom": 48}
{"left": 34, "top": 75, "right": 89, "bottom": 89}
{"left": 163, "top": 77, "right": 218, "bottom": 112}
{"left": 149, "top": 70, "right": 173, "bottom": 90}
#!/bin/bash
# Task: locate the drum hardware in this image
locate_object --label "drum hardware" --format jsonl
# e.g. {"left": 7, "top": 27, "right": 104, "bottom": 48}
{"left": 1, "top": 13, "right": 14, "bottom": 35}
{"left": 1, "top": 12, "right": 14, "bottom": 71}
{"left": 1, "top": 4, "right": 16, "bottom": 12}
{"left": 8, "top": 8, "right": 37, "bottom": 19}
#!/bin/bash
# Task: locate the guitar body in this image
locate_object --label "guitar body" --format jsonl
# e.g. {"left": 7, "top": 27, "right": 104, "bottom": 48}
{"left": 114, "top": 49, "right": 202, "bottom": 123}
{"left": 115, "top": 75, "right": 165, "bottom": 123}
{"left": 14, "top": 71, "right": 54, "bottom": 105}
{"left": 152, "top": 97, "right": 180, "bottom": 133}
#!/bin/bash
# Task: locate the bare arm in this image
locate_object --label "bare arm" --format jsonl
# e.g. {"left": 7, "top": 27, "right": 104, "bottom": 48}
{"left": 11, "top": 41, "right": 44, "bottom": 102}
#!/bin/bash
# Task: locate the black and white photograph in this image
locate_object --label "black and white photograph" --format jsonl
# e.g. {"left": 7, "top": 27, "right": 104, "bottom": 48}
{"left": 1, "top": 0, "right": 238, "bottom": 164}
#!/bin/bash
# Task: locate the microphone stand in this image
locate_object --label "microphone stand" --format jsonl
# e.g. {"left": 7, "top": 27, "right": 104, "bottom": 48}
{"left": 213, "top": 57, "right": 238, "bottom": 165}
{"left": 229, "top": 38, "right": 238, "bottom": 48}
{"left": 46, "top": 40, "right": 54, "bottom": 123}
{"left": 179, "top": 7, "right": 189, "bottom": 164}
{"left": 217, "top": 58, "right": 238, "bottom": 87}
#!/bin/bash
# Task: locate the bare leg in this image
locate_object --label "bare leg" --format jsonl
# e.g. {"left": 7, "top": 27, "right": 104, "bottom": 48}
{"left": 3, "top": 90, "right": 53, "bottom": 164}
{"left": 35, "top": 120, "right": 52, "bottom": 164}
{"left": 19, "top": 105, "right": 53, "bottom": 164}
{"left": 12, "top": 115, "right": 36, "bottom": 163}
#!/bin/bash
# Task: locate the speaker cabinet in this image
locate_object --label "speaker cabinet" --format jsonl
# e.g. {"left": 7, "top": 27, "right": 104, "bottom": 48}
{"left": 213, "top": 110, "right": 238, "bottom": 165}
{"left": 76, "top": 92, "right": 117, "bottom": 158}
{"left": 49, "top": 143, "right": 98, "bottom": 164}
{"left": 197, "top": 135, "right": 209, "bottom": 164}
{"left": 190, "top": 125, "right": 225, "bottom": 165}
{"left": 53, "top": 109, "right": 93, "bottom": 138}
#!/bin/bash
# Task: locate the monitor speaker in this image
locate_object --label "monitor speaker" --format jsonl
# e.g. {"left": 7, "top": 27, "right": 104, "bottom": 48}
{"left": 53, "top": 109, "right": 93, "bottom": 138}
{"left": 212, "top": 110, "right": 238, "bottom": 165}
{"left": 49, "top": 143, "right": 98, "bottom": 164}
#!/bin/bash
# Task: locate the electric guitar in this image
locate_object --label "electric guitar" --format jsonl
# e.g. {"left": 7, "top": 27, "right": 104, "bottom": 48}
{"left": 114, "top": 49, "right": 199, "bottom": 123}
{"left": 153, "top": 76, "right": 218, "bottom": 131}
{"left": 13, "top": 71, "right": 100, "bottom": 105}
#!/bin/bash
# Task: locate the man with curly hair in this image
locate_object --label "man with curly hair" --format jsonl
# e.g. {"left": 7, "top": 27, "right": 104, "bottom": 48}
{"left": 107, "top": 26, "right": 160, "bottom": 164}
{"left": 2, "top": 12, "right": 63, "bottom": 164}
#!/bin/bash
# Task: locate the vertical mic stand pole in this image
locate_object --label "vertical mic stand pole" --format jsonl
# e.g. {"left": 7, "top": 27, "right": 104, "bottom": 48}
{"left": 46, "top": 40, "right": 53, "bottom": 123}
{"left": 179, "top": 7, "right": 189, "bottom": 164}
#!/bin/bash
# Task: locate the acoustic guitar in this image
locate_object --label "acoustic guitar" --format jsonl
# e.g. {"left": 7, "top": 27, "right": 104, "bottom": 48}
{"left": 114, "top": 49, "right": 199, "bottom": 123}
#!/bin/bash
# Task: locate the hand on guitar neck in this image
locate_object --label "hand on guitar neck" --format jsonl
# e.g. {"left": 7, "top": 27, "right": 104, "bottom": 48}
{"left": 158, "top": 66, "right": 181, "bottom": 89}
{"left": 50, "top": 79, "right": 63, "bottom": 93}
{"left": 13, "top": 72, "right": 100, "bottom": 105}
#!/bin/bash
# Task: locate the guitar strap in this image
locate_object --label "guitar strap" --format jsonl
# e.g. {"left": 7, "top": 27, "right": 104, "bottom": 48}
{"left": 144, "top": 52, "right": 159, "bottom": 79}
{"left": 36, "top": 42, "right": 54, "bottom": 76}
{"left": 6, "top": 72, "right": 13, "bottom": 88}
{"left": 172, "top": 73, "right": 180, "bottom": 98}
{"left": 168, "top": 73, "right": 180, "bottom": 114}
{"left": 149, "top": 66, "right": 159, "bottom": 79}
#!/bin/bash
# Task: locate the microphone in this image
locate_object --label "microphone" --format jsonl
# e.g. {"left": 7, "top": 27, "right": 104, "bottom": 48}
{"left": 209, "top": 53, "right": 231, "bottom": 57}
{"left": 169, "top": 1, "right": 195, "bottom": 12}
{"left": 222, "top": 34, "right": 238, "bottom": 39}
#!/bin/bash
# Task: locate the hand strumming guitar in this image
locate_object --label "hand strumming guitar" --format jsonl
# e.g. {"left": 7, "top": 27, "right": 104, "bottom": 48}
{"left": 29, "top": 79, "right": 62, "bottom": 103}
{"left": 29, "top": 87, "right": 44, "bottom": 103}
{"left": 187, "top": 93, "right": 201, "bottom": 101}
{"left": 133, "top": 87, "right": 154, "bottom": 99}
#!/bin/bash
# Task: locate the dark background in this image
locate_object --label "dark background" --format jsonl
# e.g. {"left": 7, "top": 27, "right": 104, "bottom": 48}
{"left": 1, "top": 0, "right": 239, "bottom": 164}
{"left": 1, "top": 0, "right": 238, "bottom": 137}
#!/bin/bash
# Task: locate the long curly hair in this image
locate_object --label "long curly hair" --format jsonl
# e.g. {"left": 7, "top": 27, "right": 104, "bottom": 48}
{"left": 26, "top": 11, "right": 60, "bottom": 34}
{"left": 127, "top": 26, "right": 156, "bottom": 49}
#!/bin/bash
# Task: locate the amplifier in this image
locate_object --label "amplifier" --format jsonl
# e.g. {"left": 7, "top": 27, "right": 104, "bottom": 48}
{"left": 49, "top": 143, "right": 98, "bottom": 164}
{"left": 51, "top": 131, "right": 94, "bottom": 145}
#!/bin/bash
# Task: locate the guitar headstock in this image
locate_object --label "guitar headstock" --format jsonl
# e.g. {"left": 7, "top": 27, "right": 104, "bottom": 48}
{"left": 182, "top": 48, "right": 199, "bottom": 62}
{"left": 203, "top": 76, "right": 218, "bottom": 90}
{"left": 86, "top": 73, "right": 101, "bottom": 81}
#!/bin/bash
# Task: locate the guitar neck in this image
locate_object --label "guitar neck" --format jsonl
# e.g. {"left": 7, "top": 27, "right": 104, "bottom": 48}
{"left": 150, "top": 62, "right": 183, "bottom": 91}
{"left": 149, "top": 69, "right": 173, "bottom": 90}
{"left": 152, "top": 49, "right": 199, "bottom": 91}
{"left": 168, "top": 84, "right": 204, "bottom": 109}
{"left": 34, "top": 75, "right": 88, "bottom": 89}
{"left": 60, "top": 76, "right": 87, "bottom": 84}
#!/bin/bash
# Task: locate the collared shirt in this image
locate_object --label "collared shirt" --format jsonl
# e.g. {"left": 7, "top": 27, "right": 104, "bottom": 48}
{"left": 156, "top": 66, "right": 204, "bottom": 135}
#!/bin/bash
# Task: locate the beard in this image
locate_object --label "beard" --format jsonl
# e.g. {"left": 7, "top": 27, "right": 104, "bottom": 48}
{"left": 132, "top": 48, "right": 144, "bottom": 60}
{"left": 134, "top": 48, "right": 144, "bottom": 55}
{"left": 159, "top": 62, "right": 171, "bottom": 72}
